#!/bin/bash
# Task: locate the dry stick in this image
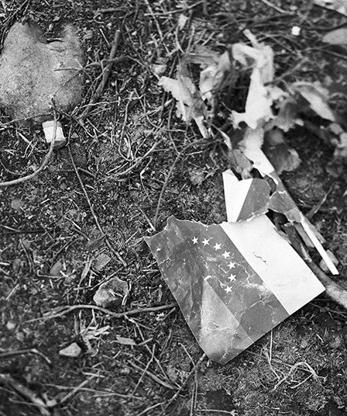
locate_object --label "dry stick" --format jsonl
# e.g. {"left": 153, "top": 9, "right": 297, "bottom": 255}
{"left": 0, "top": 348, "right": 52, "bottom": 365}
{"left": 165, "top": 353, "right": 206, "bottom": 409}
{"left": 28, "top": 303, "right": 176, "bottom": 322}
{"left": 57, "top": 374, "right": 97, "bottom": 406}
{"left": 153, "top": 151, "right": 181, "bottom": 228}
{"left": 0, "top": 116, "right": 57, "bottom": 187}
{"left": 67, "top": 146, "right": 126, "bottom": 266}
{"left": 79, "top": 29, "right": 121, "bottom": 121}
{"left": 130, "top": 362, "right": 175, "bottom": 390}
{"left": 259, "top": 0, "right": 293, "bottom": 14}
{"left": 305, "top": 257, "right": 347, "bottom": 310}
{"left": 0, "top": 373, "right": 56, "bottom": 416}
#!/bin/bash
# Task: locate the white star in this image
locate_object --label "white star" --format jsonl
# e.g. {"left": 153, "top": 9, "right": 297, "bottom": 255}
{"left": 227, "top": 274, "right": 236, "bottom": 282}
{"left": 192, "top": 237, "right": 198, "bottom": 244}
{"left": 202, "top": 238, "right": 210, "bottom": 246}
{"left": 222, "top": 251, "right": 230, "bottom": 259}
{"left": 214, "top": 243, "right": 221, "bottom": 251}
{"left": 225, "top": 286, "right": 233, "bottom": 293}
{"left": 227, "top": 261, "right": 235, "bottom": 269}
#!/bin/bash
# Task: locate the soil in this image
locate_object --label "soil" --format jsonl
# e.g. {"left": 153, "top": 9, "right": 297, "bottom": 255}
{"left": 0, "top": 1, "right": 346, "bottom": 416}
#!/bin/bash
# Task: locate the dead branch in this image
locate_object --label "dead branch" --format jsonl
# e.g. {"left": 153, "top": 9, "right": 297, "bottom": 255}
{"left": 0, "top": 115, "right": 57, "bottom": 187}
{"left": 306, "top": 258, "right": 347, "bottom": 310}
{"left": 0, "top": 373, "right": 56, "bottom": 416}
{"left": 27, "top": 302, "right": 177, "bottom": 322}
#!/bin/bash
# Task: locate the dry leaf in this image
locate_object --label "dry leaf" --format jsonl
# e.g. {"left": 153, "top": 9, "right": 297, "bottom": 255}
{"left": 231, "top": 31, "right": 286, "bottom": 128}
{"left": 263, "top": 129, "right": 301, "bottom": 174}
{"left": 231, "top": 67, "right": 274, "bottom": 128}
{"left": 292, "top": 82, "right": 336, "bottom": 121}
{"left": 189, "top": 46, "right": 232, "bottom": 115}
{"left": 266, "top": 98, "right": 302, "bottom": 132}
{"left": 159, "top": 63, "right": 209, "bottom": 138}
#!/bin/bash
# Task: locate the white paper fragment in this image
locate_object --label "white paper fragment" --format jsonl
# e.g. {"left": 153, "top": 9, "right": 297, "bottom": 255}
{"left": 42, "top": 120, "right": 66, "bottom": 147}
{"left": 240, "top": 127, "right": 275, "bottom": 176}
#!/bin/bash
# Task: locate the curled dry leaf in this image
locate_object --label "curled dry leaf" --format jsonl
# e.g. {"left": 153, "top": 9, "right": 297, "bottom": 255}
{"left": 159, "top": 63, "right": 209, "bottom": 138}
{"left": 291, "top": 81, "right": 336, "bottom": 121}
{"left": 231, "top": 31, "right": 286, "bottom": 128}
{"left": 263, "top": 129, "right": 301, "bottom": 174}
{"left": 188, "top": 46, "right": 232, "bottom": 116}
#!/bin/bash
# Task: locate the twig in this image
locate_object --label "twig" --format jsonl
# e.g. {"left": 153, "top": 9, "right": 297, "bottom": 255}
{"left": 0, "top": 115, "right": 57, "bottom": 187}
{"left": 67, "top": 145, "right": 126, "bottom": 267}
{"left": 57, "top": 374, "right": 97, "bottom": 405}
{"left": 259, "top": 0, "right": 292, "bottom": 14}
{"left": 27, "top": 303, "right": 176, "bottom": 322}
{"left": 165, "top": 353, "right": 206, "bottom": 409}
{"left": 0, "top": 373, "right": 56, "bottom": 416}
{"left": 305, "top": 257, "right": 347, "bottom": 310}
{"left": 129, "top": 361, "right": 175, "bottom": 390}
{"left": 0, "top": 348, "right": 52, "bottom": 365}
{"left": 272, "top": 361, "right": 319, "bottom": 391}
{"left": 153, "top": 151, "right": 181, "bottom": 228}
{"left": 79, "top": 29, "right": 121, "bottom": 121}
{"left": 131, "top": 345, "right": 156, "bottom": 396}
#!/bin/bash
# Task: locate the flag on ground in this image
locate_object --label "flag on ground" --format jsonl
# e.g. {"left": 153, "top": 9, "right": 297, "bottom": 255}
{"left": 145, "top": 216, "right": 324, "bottom": 364}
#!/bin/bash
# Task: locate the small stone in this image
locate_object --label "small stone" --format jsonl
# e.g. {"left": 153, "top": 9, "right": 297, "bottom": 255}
{"left": 6, "top": 320, "right": 16, "bottom": 331}
{"left": 93, "top": 253, "right": 111, "bottom": 271}
{"left": 59, "top": 342, "right": 81, "bottom": 358}
{"left": 93, "top": 277, "right": 129, "bottom": 308}
{"left": 11, "top": 199, "right": 24, "bottom": 210}
{"left": 50, "top": 259, "right": 64, "bottom": 277}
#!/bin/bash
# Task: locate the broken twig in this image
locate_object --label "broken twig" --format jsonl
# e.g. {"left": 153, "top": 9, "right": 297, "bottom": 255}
{"left": 79, "top": 29, "right": 121, "bottom": 121}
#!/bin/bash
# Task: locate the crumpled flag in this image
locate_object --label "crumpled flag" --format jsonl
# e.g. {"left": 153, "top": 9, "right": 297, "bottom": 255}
{"left": 145, "top": 216, "right": 324, "bottom": 364}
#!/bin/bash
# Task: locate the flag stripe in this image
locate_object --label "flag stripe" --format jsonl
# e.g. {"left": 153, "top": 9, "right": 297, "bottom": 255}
{"left": 225, "top": 178, "right": 253, "bottom": 221}
{"left": 238, "top": 178, "right": 270, "bottom": 221}
{"left": 220, "top": 217, "right": 325, "bottom": 315}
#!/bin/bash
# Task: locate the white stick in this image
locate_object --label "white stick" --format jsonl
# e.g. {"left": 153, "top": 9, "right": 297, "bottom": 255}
{"left": 300, "top": 214, "right": 339, "bottom": 275}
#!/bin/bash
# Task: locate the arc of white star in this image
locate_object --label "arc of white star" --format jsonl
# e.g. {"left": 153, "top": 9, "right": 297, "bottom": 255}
{"left": 222, "top": 251, "right": 230, "bottom": 259}
{"left": 214, "top": 243, "right": 221, "bottom": 251}
{"left": 202, "top": 238, "right": 210, "bottom": 246}
{"left": 228, "top": 261, "right": 235, "bottom": 269}
{"left": 225, "top": 286, "right": 233, "bottom": 293}
{"left": 192, "top": 237, "right": 198, "bottom": 244}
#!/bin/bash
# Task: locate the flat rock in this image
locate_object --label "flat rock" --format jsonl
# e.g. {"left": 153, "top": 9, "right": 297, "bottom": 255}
{"left": 0, "top": 21, "right": 84, "bottom": 123}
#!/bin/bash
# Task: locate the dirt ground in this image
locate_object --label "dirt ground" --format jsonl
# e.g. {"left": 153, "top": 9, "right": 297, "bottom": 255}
{"left": 0, "top": 0, "right": 347, "bottom": 415}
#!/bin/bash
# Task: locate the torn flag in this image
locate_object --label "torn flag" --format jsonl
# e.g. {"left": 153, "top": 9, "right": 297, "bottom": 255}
{"left": 145, "top": 216, "right": 324, "bottom": 364}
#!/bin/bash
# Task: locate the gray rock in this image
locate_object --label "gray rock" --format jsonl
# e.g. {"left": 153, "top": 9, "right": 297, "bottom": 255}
{"left": 0, "top": 21, "right": 84, "bottom": 123}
